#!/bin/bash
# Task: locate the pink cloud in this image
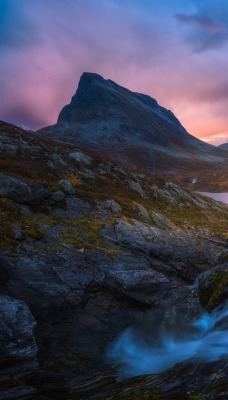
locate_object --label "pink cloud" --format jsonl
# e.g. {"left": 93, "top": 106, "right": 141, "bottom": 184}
{"left": 0, "top": 0, "right": 228, "bottom": 146}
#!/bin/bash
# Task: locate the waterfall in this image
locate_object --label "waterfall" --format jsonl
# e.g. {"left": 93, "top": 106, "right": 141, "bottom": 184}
{"left": 107, "top": 302, "right": 228, "bottom": 379}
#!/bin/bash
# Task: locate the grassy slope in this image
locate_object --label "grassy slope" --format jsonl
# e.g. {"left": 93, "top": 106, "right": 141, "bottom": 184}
{"left": 0, "top": 121, "right": 227, "bottom": 254}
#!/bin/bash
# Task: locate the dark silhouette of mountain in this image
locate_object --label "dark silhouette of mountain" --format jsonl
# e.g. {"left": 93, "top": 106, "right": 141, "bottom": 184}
{"left": 36, "top": 73, "right": 228, "bottom": 189}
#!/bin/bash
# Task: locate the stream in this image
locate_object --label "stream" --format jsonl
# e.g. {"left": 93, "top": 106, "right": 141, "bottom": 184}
{"left": 107, "top": 302, "right": 228, "bottom": 379}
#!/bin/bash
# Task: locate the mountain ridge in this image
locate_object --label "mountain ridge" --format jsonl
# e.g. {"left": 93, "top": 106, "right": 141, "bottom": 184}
{"left": 38, "top": 72, "right": 219, "bottom": 156}
{"left": 36, "top": 72, "right": 228, "bottom": 190}
{"left": 218, "top": 142, "right": 228, "bottom": 150}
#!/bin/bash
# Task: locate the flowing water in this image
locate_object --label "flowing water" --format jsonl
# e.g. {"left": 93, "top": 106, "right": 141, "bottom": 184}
{"left": 107, "top": 302, "right": 228, "bottom": 379}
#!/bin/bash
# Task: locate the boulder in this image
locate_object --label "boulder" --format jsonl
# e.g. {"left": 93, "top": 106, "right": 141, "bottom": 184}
{"left": 98, "top": 199, "right": 122, "bottom": 214}
{"left": 132, "top": 202, "right": 149, "bottom": 222}
{"left": 0, "top": 173, "right": 50, "bottom": 204}
{"left": 127, "top": 179, "right": 145, "bottom": 197}
{"left": 0, "top": 295, "right": 38, "bottom": 394}
{"left": 69, "top": 151, "right": 92, "bottom": 165}
{"left": 58, "top": 179, "right": 75, "bottom": 195}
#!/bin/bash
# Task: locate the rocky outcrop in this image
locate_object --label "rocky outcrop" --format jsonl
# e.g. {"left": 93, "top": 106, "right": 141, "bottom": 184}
{"left": 0, "top": 295, "right": 38, "bottom": 399}
{"left": 102, "top": 218, "right": 224, "bottom": 271}
{"left": 198, "top": 264, "right": 228, "bottom": 311}
{"left": 0, "top": 173, "right": 50, "bottom": 205}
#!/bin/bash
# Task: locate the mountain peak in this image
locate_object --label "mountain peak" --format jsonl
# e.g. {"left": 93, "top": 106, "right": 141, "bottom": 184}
{"left": 78, "top": 71, "right": 106, "bottom": 86}
{"left": 57, "top": 72, "right": 182, "bottom": 143}
{"left": 37, "top": 72, "right": 226, "bottom": 171}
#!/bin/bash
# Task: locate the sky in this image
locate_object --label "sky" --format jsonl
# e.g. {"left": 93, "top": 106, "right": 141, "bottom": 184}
{"left": 0, "top": 0, "right": 228, "bottom": 145}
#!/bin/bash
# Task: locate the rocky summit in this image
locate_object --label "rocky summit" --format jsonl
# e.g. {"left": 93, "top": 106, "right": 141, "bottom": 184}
{"left": 37, "top": 73, "right": 228, "bottom": 191}
{"left": 0, "top": 119, "right": 227, "bottom": 399}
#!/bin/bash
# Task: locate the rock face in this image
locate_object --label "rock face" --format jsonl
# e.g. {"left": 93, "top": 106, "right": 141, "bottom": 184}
{"left": 40, "top": 73, "right": 216, "bottom": 156}
{"left": 0, "top": 295, "right": 38, "bottom": 399}
{"left": 0, "top": 121, "right": 227, "bottom": 399}
{"left": 36, "top": 73, "right": 228, "bottom": 191}
{"left": 0, "top": 173, "right": 50, "bottom": 205}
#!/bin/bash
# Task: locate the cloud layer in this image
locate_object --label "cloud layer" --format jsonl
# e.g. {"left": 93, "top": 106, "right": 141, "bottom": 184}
{"left": 0, "top": 0, "right": 227, "bottom": 145}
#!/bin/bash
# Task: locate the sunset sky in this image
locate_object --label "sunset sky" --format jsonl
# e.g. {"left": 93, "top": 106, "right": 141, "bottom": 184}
{"left": 1, "top": 0, "right": 228, "bottom": 145}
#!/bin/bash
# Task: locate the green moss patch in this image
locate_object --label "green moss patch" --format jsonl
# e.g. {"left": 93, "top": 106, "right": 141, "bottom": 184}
{"left": 199, "top": 269, "right": 228, "bottom": 312}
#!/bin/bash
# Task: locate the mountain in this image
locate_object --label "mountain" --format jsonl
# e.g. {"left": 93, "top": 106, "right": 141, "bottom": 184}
{"left": 36, "top": 73, "right": 228, "bottom": 190}
{"left": 218, "top": 142, "right": 228, "bottom": 150}
{"left": 0, "top": 120, "right": 227, "bottom": 399}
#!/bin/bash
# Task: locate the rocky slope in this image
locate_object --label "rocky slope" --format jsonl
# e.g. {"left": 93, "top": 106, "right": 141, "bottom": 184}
{"left": 0, "top": 120, "right": 227, "bottom": 399}
{"left": 36, "top": 73, "right": 228, "bottom": 191}
{"left": 218, "top": 143, "right": 228, "bottom": 150}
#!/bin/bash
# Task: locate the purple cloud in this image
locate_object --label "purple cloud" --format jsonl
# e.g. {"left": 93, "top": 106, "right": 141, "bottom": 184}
{"left": 0, "top": 0, "right": 228, "bottom": 145}
{"left": 176, "top": 14, "right": 227, "bottom": 33}
{"left": 175, "top": 0, "right": 228, "bottom": 51}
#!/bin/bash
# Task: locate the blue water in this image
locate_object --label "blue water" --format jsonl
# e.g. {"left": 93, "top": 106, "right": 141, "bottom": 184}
{"left": 196, "top": 192, "right": 228, "bottom": 204}
{"left": 107, "top": 303, "right": 228, "bottom": 379}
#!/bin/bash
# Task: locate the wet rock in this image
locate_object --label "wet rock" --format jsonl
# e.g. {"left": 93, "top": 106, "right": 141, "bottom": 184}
{"left": 198, "top": 263, "right": 228, "bottom": 311}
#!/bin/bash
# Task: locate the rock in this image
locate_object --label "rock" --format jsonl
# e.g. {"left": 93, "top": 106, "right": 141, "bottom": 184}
{"left": 70, "top": 151, "right": 92, "bottom": 165}
{"left": 127, "top": 179, "right": 145, "bottom": 197}
{"left": 0, "top": 295, "right": 38, "bottom": 391}
{"left": 53, "top": 196, "right": 91, "bottom": 218}
{"left": 0, "top": 386, "right": 37, "bottom": 400}
{"left": 51, "top": 190, "right": 65, "bottom": 202}
{"left": 58, "top": 179, "right": 75, "bottom": 195}
{"left": 102, "top": 219, "right": 223, "bottom": 269}
{"left": 14, "top": 226, "right": 22, "bottom": 240}
{"left": 198, "top": 264, "right": 228, "bottom": 311}
{"left": 152, "top": 212, "right": 174, "bottom": 230}
{"left": 50, "top": 153, "right": 67, "bottom": 166}
{"left": 104, "top": 269, "right": 169, "bottom": 289}
{"left": 104, "top": 269, "right": 170, "bottom": 305}
{"left": 0, "top": 134, "right": 17, "bottom": 156}
{"left": 98, "top": 199, "right": 122, "bottom": 214}
{"left": 132, "top": 202, "right": 149, "bottom": 222}
{"left": 0, "top": 173, "right": 50, "bottom": 204}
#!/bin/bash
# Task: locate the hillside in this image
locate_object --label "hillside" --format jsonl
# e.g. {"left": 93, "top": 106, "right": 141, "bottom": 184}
{"left": 218, "top": 143, "right": 228, "bottom": 150}
{"left": 0, "top": 120, "right": 227, "bottom": 399}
